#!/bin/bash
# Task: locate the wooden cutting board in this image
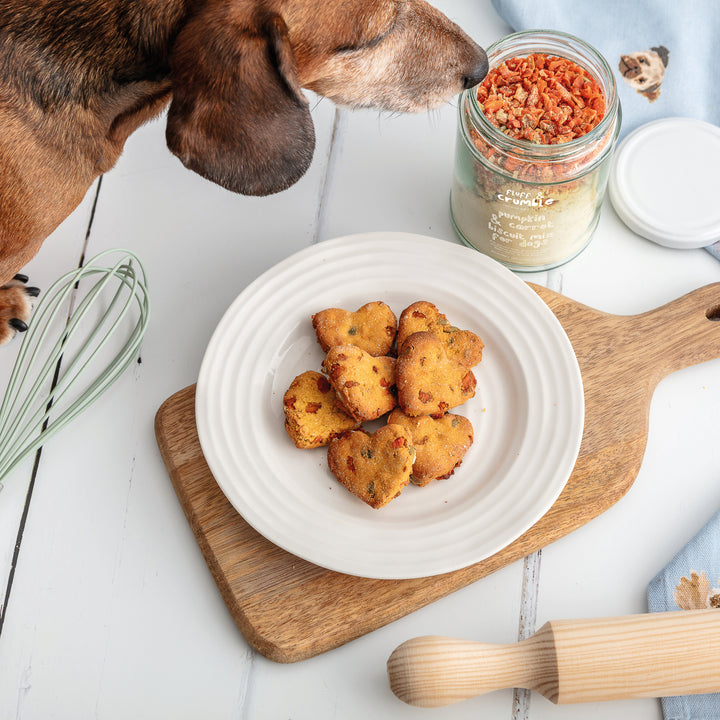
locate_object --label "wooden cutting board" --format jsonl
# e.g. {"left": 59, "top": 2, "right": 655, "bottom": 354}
{"left": 155, "top": 283, "right": 720, "bottom": 663}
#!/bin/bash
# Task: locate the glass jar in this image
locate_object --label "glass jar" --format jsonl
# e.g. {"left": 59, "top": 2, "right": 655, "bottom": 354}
{"left": 450, "top": 30, "right": 621, "bottom": 271}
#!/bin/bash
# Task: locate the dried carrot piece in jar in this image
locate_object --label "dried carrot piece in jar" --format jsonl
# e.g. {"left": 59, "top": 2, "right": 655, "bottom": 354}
{"left": 477, "top": 53, "right": 605, "bottom": 143}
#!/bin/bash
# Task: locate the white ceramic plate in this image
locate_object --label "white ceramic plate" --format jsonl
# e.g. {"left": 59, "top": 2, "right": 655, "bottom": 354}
{"left": 195, "top": 233, "right": 584, "bottom": 579}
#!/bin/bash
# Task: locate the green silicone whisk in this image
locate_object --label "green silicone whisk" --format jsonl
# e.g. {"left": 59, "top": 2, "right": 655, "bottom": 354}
{"left": 0, "top": 249, "right": 150, "bottom": 481}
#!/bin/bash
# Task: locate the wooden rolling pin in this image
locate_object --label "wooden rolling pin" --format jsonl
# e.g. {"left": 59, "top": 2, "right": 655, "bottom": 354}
{"left": 387, "top": 609, "right": 720, "bottom": 707}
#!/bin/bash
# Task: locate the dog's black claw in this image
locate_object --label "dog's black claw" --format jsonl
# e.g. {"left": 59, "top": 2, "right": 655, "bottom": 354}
{"left": 25, "top": 286, "right": 41, "bottom": 298}
{"left": 13, "top": 273, "right": 29, "bottom": 283}
{"left": 9, "top": 318, "right": 28, "bottom": 333}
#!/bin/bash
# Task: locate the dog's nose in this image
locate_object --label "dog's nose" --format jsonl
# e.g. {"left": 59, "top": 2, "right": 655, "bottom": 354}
{"left": 463, "top": 51, "right": 489, "bottom": 89}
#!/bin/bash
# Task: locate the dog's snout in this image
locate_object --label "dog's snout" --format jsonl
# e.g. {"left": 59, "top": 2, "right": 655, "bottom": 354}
{"left": 463, "top": 53, "right": 489, "bottom": 90}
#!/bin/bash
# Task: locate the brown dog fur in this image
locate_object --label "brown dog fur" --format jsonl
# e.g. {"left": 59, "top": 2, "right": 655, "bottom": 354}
{"left": 0, "top": 0, "right": 487, "bottom": 343}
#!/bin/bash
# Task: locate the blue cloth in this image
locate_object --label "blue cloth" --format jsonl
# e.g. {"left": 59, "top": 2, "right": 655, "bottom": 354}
{"left": 490, "top": 0, "right": 720, "bottom": 139}
{"left": 647, "top": 508, "right": 720, "bottom": 719}
{"left": 490, "top": 0, "right": 720, "bottom": 259}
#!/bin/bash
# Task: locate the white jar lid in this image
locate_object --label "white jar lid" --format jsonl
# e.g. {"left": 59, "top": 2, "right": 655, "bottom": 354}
{"left": 609, "top": 117, "right": 720, "bottom": 249}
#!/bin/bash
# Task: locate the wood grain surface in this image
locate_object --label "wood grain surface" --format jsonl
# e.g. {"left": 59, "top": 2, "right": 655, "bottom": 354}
{"left": 154, "top": 283, "right": 720, "bottom": 663}
{"left": 386, "top": 609, "right": 720, "bottom": 707}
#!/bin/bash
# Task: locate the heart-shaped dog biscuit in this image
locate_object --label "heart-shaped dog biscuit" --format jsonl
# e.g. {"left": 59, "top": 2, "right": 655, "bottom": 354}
{"left": 283, "top": 371, "right": 359, "bottom": 448}
{"left": 387, "top": 408, "right": 474, "bottom": 486}
{"left": 396, "top": 331, "right": 476, "bottom": 417}
{"left": 398, "top": 301, "right": 483, "bottom": 367}
{"left": 322, "top": 344, "right": 396, "bottom": 422}
{"left": 327, "top": 425, "right": 415, "bottom": 508}
{"left": 312, "top": 301, "right": 397, "bottom": 356}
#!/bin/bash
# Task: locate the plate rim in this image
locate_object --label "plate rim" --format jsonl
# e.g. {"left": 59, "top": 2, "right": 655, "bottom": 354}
{"left": 195, "top": 232, "right": 584, "bottom": 579}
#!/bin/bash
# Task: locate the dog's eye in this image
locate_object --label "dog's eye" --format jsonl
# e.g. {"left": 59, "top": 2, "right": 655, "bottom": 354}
{"left": 336, "top": 26, "right": 392, "bottom": 53}
{"left": 639, "top": 57, "right": 648, "bottom": 64}
{"left": 334, "top": 4, "right": 399, "bottom": 53}
{"left": 336, "top": 33, "right": 386, "bottom": 53}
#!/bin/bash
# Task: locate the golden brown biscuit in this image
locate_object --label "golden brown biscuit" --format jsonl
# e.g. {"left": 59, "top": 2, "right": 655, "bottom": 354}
{"left": 327, "top": 425, "right": 415, "bottom": 508}
{"left": 397, "top": 301, "right": 483, "bottom": 367}
{"left": 396, "top": 331, "right": 476, "bottom": 417}
{"left": 283, "top": 370, "right": 358, "bottom": 449}
{"left": 322, "top": 344, "right": 397, "bottom": 422}
{"left": 387, "top": 408, "right": 474, "bottom": 486}
{"left": 312, "top": 301, "right": 397, "bottom": 356}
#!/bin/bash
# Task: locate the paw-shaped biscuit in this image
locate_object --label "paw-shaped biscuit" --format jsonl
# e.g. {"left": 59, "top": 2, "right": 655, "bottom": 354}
{"left": 0, "top": 275, "right": 40, "bottom": 345}
{"left": 396, "top": 331, "right": 476, "bottom": 417}
{"left": 312, "top": 301, "right": 397, "bottom": 356}
{"left": 387, "top": 408, "right": 473, "bottom": 486}
{"left": 322, "top": 345, "right": 396, "bottom": 422}
{"left": 398, "top": 301, "right": 483, "bottom": 367}
{"left": 283, "top": 371, "right": 359, "bottom": 449}
{"left": 327, "top": 425, "right": 415, "bottom": 508}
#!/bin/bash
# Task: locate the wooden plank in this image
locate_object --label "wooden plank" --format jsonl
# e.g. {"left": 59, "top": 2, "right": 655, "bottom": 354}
{"left": 155, "top": 283, "right": 720, "bottom": 663}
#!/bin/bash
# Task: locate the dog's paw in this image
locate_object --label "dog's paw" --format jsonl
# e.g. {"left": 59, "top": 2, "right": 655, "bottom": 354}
{"left": 0, "top": 275, "right": 40, "bottom": 345}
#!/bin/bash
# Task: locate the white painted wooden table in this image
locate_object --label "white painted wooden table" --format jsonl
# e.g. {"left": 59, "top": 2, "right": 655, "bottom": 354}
{"left": 1, "top": 3, "right": 719, "bottom": 718}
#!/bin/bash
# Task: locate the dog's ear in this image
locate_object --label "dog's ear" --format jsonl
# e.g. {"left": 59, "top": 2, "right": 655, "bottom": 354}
{"left": 166, "top": 9, "right": 315, "bottom": 196}
{"left": 650, "top": 46, "right": 670, "bottom": 68}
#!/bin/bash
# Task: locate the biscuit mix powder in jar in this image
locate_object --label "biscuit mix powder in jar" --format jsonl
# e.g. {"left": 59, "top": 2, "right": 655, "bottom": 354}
{"left": 450, "top": 30, "right": 621, "bottom": 271}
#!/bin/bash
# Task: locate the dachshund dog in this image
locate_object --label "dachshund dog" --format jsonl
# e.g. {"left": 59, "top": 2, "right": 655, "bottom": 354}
{"left": 0, "top": 0, "right": 487, "bottom": 343}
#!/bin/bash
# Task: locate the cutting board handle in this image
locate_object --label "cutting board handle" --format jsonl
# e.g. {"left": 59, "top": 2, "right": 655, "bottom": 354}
{"left": 533, "top": 282, "right": 720, "bottom": 389}
{"left": 630, "top": 283, "right": 720, "bottom": 381}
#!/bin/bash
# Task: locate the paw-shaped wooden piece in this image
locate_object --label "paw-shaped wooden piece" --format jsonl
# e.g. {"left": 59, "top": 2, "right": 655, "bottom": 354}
{"left": 396, "top": 331, "right": 476, "bottom": 417}
{"left": 327, "top": 425, "right": 415, "bottom": 508}
{"left": 312, "top": 301, "right": 397, "bottom": 357}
